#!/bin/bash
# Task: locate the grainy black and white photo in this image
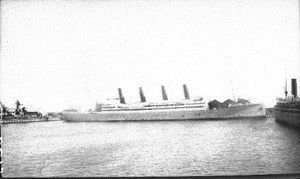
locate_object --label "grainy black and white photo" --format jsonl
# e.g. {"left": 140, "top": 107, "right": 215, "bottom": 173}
{"left": 0, "top": 0, "right": 300, "bottom": 178}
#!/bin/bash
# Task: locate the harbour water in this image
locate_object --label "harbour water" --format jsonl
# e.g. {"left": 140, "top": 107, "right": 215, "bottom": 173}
{"left": 2, "top": 117, "right": 300, "bottom": 177}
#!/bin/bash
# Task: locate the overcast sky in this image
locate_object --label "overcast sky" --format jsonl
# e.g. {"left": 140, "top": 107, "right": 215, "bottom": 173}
{"left": 1, "top": 0, "right": 300, "bottom": 112}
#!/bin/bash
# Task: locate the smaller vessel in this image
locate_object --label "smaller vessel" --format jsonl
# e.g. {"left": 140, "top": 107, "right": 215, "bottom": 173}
{"left": 0, "top": 100, "right": 48, "bottom": 124}
{"left": 274, "top": 79, "right": 300, "bottom": 127}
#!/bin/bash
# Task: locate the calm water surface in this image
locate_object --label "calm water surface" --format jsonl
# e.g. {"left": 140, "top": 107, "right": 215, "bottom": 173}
{"left": 2, "top": 117, "right": 300, "bottom": 177}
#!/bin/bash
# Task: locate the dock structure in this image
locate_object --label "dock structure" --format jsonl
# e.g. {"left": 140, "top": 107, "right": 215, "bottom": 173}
{"left": 118, "top": 88, "right": 126, "bottom": 104}
{"left": 161, "top": 85, "right": 168, "bottom": 100}
{"left": 0, "top": 117, "right": 48, "bottom": 124}
{"left": 183, "top": 84, "right": 190, "bottom": 100}
{"left": 139, "top": 87, "right": 146, "bottom": 102}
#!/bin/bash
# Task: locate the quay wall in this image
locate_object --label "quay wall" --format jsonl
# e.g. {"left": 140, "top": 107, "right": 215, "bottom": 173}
{"left": 0, "top": 117, "right": 48, "bottom": 124}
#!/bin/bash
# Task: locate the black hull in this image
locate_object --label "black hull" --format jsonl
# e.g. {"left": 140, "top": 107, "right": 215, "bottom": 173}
{"left": 274, "top": 106, "right": 300, "bottom": 127}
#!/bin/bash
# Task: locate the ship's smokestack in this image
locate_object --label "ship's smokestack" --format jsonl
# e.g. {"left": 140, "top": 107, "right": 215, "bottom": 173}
{"left": 291, "top": 78, "right": 297, "bottom": 98}
{"left": 139, "top": 87, "right": 146, "bottom": 102}
{"left": 183, "top": 84, "right": 190, "bottom": 100}
{"left": 161, "top": 85, "right": 168, "bottom": 100}
{"left": 118, "top": 88, "right": 126, "bottom": 104}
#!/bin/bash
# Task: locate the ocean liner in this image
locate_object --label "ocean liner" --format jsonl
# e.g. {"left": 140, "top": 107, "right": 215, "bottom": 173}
{"left": 61, "top": 85, "right": 266, "bottom": 122}
{"left": 274, "top": 79, "right": 300, "bottom": 127}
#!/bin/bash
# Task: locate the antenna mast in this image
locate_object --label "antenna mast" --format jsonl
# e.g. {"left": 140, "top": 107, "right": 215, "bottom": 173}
{"left": 230, "top": 81, "right": 236, "bottom": 102}
{"left": 285, "top": 64, "right": 288, "bottom": 98}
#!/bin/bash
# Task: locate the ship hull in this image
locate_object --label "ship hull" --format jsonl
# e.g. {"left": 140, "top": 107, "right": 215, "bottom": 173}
{"left": 274, "top": 107, "right": 300, "bottom": 127}
{"left": 61, "top": 104, "right": 266, "bottom": 122}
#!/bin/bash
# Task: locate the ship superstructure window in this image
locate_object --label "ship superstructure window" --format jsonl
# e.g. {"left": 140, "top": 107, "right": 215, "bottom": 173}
{"left": 100, "top": 103, "right": 207, "bottom": 112}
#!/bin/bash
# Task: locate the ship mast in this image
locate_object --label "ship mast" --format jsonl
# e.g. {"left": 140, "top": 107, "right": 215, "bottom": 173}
{"left": 230, "top": 81, "right": 236, "bottom": 102}
{"left": 285, "top": 67, "right": 288, "bottom": 98}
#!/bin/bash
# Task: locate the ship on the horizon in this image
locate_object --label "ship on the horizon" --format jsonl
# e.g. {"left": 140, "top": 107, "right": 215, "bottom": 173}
{"left": 61, "top": 84, "right": 266, "bottom": 122}
{"left": 274, "top": 79, "right": 300, "bottom": 127}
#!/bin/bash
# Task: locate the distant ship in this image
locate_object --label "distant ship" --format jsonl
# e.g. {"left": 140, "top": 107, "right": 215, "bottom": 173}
{"left": 274, "top": 79, "right": 300, "bottom": 127}
{"left": 61, "top": 84, "right": 266, "bottom": 122}
{"left": 0, "top": 100, "right": 48, "bottom": 124}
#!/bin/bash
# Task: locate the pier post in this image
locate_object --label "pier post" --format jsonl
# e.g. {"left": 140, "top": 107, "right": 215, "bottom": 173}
{"left": 183, "top": 84, "right": 190, "bottom": 100}
{"left": 161, "top": 86, "right": 168, "bottom": 100}
{"left": 118, "top": 88, "right": 126, "bottom": 104}
{"left": 139, "top": 87, "right": 146, "bottom": 102}
{"left": 291, "top": 79, "right": 297, "bottom": 98}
